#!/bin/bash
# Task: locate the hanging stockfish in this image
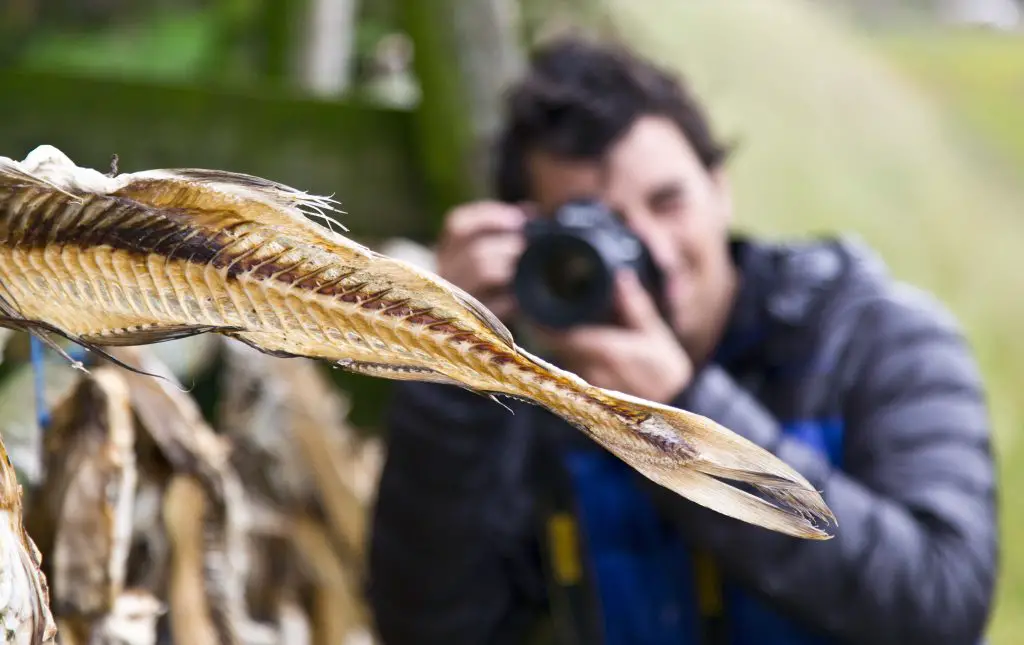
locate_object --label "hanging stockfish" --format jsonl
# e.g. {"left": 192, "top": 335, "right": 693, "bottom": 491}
{"left": 0, "top": 430, "right": 58, "bottom": 644}
{"left": 0, "top": 145, "right": 835, "bottom": 539}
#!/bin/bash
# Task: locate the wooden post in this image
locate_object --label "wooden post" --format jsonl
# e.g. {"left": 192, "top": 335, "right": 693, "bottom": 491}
{"left": 401, "top": 0, "right": 526, "bottom": 231}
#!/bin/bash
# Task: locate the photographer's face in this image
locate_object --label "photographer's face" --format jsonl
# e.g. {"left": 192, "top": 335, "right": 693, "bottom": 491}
{"left": 527, "top": 115, "right": 735, "bottom": 359}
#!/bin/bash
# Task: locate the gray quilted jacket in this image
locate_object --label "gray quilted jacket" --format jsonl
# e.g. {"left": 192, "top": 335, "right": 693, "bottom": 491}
{"left": 367, "top": 235, "right": 999, "bottom": 645}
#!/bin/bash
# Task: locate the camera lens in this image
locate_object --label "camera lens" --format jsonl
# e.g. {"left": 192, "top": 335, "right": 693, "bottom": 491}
{"left": 514, "top": 235, "right": 612, "bottom": 329}
{"left": 513, "top": 199, "right": 664, "bottom": 329}
{"left": 543, "top": 249, "right": 600, "bottom": 303}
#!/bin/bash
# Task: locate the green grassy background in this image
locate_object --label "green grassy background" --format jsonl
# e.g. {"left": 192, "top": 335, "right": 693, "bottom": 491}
{"left": 607, "top": 1, "right": 1024, "bottom": 641}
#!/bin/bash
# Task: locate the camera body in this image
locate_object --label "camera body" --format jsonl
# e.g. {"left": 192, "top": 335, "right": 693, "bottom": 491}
{"left": 513, "top": 199, "right": 664, "bottom": 329}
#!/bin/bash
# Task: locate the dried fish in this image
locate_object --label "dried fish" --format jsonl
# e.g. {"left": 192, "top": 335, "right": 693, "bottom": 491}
{"left": 24, "top": 366, "right": 136, "bottom": 644}
{"left": 105, "top": 346, "right": 271, "bottom": 645}
{"left": 0, "top": 431, "right": 58, "bottom": 644}
{"left": 88, "top": 590, "right": 164, "bottom": 645}
{"left": 218, "top": 339, "right": 379, "bottom": 561}
{"left": 274, "top": 598, "right": 310, "bottom": 645}
{"left": 0, "top": 333, "right": 218, "bottom": 489}
{"left": 0, "top": 145, "right": 835, "bottom": 539}
{"left": 289, "top": 517, "right": 370, "bottom": 645}
{"left": 162, "top": 475, "right": 220, "bottom": 645}
{"left": 218, "top": 339, "right": 379, "bottom": 644}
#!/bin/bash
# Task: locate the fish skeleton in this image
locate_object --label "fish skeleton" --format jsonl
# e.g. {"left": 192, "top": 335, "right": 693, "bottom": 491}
{"left": 0, "top": 145, "right": 835, "bottom": 539}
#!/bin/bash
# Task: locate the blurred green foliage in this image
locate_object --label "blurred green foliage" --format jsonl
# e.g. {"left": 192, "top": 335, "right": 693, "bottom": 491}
{"left": 17, "top": 6, "right": 225, "bottom": 82}
{"left": 4, "top": 0, "right": 404, "bottom": 91}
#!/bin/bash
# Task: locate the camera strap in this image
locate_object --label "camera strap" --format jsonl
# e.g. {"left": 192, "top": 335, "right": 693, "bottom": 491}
{"left": 531, "top": 415, "right": 606, "bottom": 645}
{"left": 693, "top": 548, "right": 730, "bottom": 645}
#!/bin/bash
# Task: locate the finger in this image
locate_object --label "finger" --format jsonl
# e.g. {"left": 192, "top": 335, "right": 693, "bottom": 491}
{"left": 467, "top": 235, "right": 526, "bottom": 279}
{"left": 516, "top": 201, "right": 542, "bottom": 221}
{"left": 614, "top": 270, "right": 662, "bottom": 330}
{"left": 438, "top": 230, "right": 524, "bottom": 289}
{"left": 452, "top": 236, "right": 525, "bottom": 294}
{"left": 440, "top": 203, "right": 526, "bottom": 247}
{"left": 538, "top": 325, "right": 626, "bottom": 357}
{"left": 585, "top": 368, "right": 617, "bottom": 391}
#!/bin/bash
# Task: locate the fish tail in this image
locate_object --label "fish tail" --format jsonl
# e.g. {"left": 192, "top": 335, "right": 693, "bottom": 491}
{"left": 548, "top": 383, "right": 836, "bottom": 540}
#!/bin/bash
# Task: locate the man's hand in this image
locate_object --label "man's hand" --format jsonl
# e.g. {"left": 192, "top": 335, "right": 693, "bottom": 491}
{"left": 534, "top": 270, "right": 693, "bottom": 403}
{"left": 435, "top": 201, "right": 529, "bottom": 321}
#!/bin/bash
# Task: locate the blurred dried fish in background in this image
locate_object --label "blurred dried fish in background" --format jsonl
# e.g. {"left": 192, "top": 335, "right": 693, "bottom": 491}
{"left": 25, "top": 366, "right": 137, "bottom": 645}
{"left": 218, "top": 338, "right": 382, "bottom": 645}
{"left": 1, "top": 336, "right": 381, "bottom": 645}
{"left": 0, "top": 425, "right": 57, "bottom": 644}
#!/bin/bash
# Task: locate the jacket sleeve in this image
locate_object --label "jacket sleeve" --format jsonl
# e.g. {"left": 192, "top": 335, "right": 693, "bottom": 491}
{"left": 650, "top": 289, "right": 999, "bottom": 645}
{"left": 366, "top": 381, "right": 544, "bottom": 645}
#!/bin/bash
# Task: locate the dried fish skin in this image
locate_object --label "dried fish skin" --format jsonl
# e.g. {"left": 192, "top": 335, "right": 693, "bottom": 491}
{"left": 162, "top": 475, "right": 220, "bottom": 645}
{"left": 218, "top": 340, "right": 379, "bottom": 644}
{"left": 107, "top": 347, "right": 271, "bottom": 645}
{"left": 88, "top": 590, "right": 164, "bottom": 645}
{"left": 0, "top": 145, "right": 835, "bottom": 540}
{"left": 31, "top": 367, "right": 136, "bottom": 624}
{"left": 0, "top": 432, "right": 58, "bottom": 644}
{"left": 218, "top": 339, "right": 379, "bottom": 557}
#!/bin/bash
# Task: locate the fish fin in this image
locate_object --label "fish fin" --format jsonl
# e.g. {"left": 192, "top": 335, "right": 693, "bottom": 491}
{"left": 333, "top": 358, "right": 467, "bottom": 387}
{"left": 0, "top": 316, "right": 177, "bottom": 383}
{"left": 6, "top": 147, "right": 345, "bottom": 237}
{"left": 569, "top": 387, "right": 836, "bottom": 540}
{"left": 334, "top": 358, "right": 517, "bottom": 415}
{"left": 160, "top": 168, "right": 340, "bottom": 213}
{"left": 79, "top": 323, "right": 246, "bottom": 347}
{"left": 448, "top": 283, "right": 515, "bottom": 349}
{"left": 222, "top": 333, "right": 306, "bottom": 359}
{"left": 337, "top": 359, "right": 522, "bottom": 415}
{"left": 486, "top": 393, "right": 515, "bottom": 414}
{"left": 111, "top": 168, "right": 343, "bottom": 232}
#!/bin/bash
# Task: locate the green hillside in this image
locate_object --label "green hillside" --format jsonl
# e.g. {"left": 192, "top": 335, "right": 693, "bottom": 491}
{"left": 605, "top": 1, "right": 1024, "bottom": 642}
{"left": 878, "top": 28, "right": 1024, "bottom": 175}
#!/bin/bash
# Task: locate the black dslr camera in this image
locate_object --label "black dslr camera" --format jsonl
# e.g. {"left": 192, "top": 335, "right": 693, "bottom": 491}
{"left": 513, "top": 199, "right": 665, "bottom": 329}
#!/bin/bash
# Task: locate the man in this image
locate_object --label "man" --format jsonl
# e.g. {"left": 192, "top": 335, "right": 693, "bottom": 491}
{"left": 367, "top": 35, "right": 999, "bottom": 645}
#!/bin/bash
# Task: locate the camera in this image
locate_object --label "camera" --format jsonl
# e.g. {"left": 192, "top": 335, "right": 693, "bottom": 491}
{"left": 513, "top": 199, "right": 664, "bottom": 329}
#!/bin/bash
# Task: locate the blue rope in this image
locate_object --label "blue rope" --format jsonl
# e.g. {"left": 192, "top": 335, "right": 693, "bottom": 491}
{"left": 30, "top": 338, "right": 91, "bottom": 431}
{"left": 30, "top": 335, "right": 49, "bottom": 430}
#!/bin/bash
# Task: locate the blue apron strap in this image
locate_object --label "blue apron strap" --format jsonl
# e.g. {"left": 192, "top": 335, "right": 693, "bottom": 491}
{"left": 561, "top": 447, "right": 705, "bottom": 645}
{"left": 710, "top": 418, "right": 845, "bottom": 645}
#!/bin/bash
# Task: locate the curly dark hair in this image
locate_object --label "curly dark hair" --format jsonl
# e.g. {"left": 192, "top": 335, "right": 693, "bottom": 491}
{"left": 493, "top": 35, "right": 731, "bottom": 203}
